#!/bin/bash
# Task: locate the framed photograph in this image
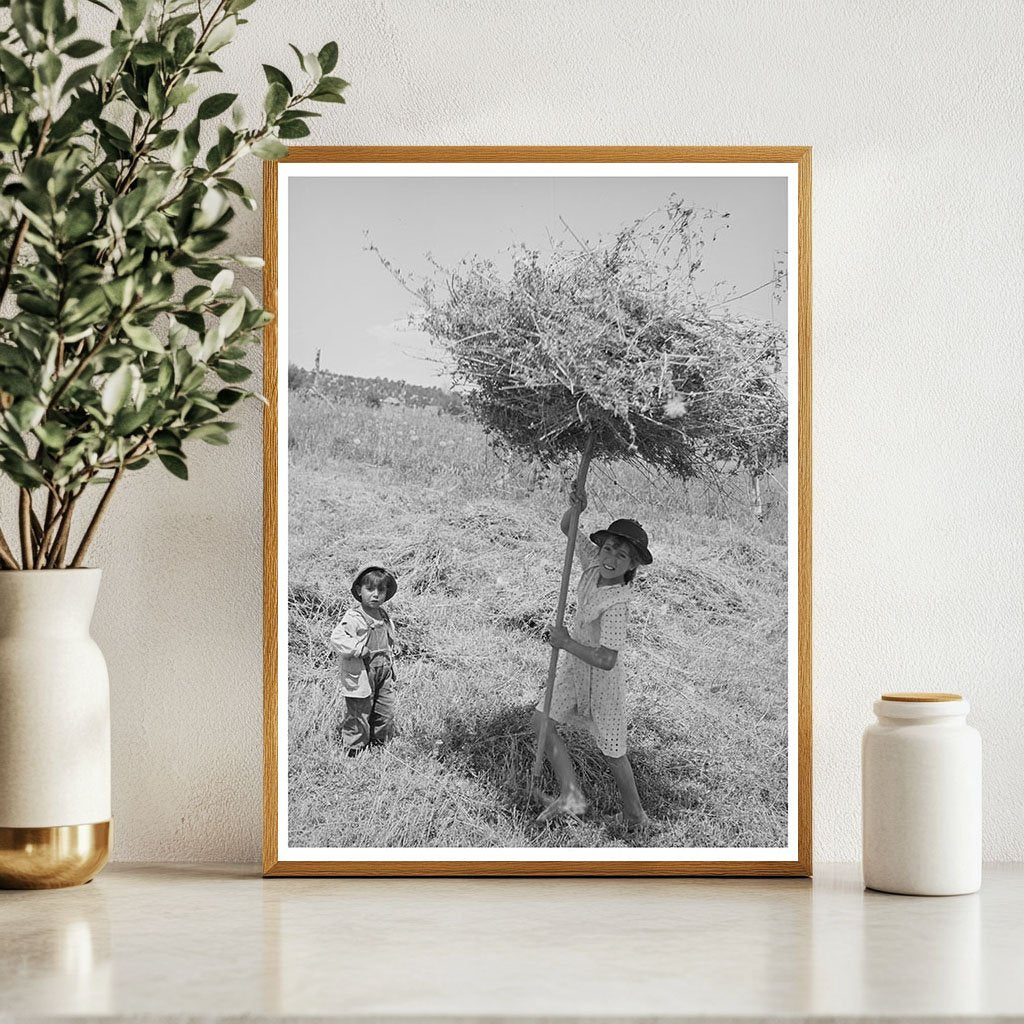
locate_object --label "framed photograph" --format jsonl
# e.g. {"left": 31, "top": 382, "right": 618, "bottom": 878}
{"left": 263, "top": 147, "right": 811, "bottom": 876}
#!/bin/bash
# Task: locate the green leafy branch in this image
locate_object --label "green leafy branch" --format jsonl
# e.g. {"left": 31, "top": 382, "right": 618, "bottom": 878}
{"left": 0, "top": 0, "right": 347, "bottom": 568}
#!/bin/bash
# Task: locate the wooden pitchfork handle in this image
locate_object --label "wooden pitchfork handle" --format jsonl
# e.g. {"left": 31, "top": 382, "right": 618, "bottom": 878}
{"left": 532, "top": 431, "right": 596, "bottom": 777}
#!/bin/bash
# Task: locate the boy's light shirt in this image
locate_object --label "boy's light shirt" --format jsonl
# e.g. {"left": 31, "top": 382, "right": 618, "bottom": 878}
{"left": 329, "top": 605, "right": 398, "bottom": 698}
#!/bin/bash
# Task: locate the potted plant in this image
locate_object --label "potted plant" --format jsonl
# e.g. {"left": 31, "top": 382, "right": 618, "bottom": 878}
{"left": 0, "top": 0, "right": 344, "bottom": 887}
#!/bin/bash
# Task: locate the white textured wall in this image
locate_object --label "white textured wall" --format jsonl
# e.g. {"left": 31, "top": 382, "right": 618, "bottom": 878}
{"left": 76, "top": 1, "right": 1024, "bottom": 862}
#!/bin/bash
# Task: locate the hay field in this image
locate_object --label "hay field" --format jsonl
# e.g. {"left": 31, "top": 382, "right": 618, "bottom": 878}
{"left": 286, "top": 390, "right": 790, "bottom": 849}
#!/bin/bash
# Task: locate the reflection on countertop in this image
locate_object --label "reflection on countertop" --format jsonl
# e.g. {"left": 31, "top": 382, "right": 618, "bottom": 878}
{"left": 2, "top": 863, "right": 1022, "bottom": 1019}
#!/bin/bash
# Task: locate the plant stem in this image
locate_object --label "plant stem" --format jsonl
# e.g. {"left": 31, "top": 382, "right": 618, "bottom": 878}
{"left": 0, "top": 527, "right": 19, "bottom": 570}
{"left": 40, "top": 487, "right": 57, "bottom": 552}
{"left": 70, "top": 466, "right": 124, "bottom": 568}
{"left": 29, "top": 505, "right": 44, "bottom": 542}
{"left": 55, "top": 532, "right": 69, "bottom": 566}
{"left": 18, "top": 489, "right": 34, "bottom": 569}
{"left": 45, "top": 492, "right": 79, "bottom": 569}
{"left": 42, "top": 489, "right": 56, "bottom": 533}
{"left": 35, "top": 487, "right": 66, "bottom": 566}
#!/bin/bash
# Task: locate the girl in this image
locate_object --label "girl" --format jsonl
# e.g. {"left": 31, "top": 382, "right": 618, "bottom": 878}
{"left": 531, "top": 486, "right": 653, "bottom": 829}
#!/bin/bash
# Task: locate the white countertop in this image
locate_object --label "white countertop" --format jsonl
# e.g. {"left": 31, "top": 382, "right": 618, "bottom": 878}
{"left": 2, "top": 862, "right": 1022, "bottom": 1021}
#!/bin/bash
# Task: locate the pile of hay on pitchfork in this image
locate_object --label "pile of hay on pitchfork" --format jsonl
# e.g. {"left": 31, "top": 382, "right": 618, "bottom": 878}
{"left": 374, "top": 196, "right": 788, "bottom": 480}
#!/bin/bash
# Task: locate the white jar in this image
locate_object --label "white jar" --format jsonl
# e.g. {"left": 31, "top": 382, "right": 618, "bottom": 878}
{"left": 862, "top": 692, "right": 981, "bottom": 895}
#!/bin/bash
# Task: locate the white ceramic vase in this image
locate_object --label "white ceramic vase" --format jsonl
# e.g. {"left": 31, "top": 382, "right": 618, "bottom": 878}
{"left": 0, "top": 569, "right": 111, "bottom": 888}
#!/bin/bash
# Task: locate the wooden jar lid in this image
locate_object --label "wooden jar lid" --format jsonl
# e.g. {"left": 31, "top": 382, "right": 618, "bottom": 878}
{"left": 881, "top": 692, "right": 962, "bottom": 702}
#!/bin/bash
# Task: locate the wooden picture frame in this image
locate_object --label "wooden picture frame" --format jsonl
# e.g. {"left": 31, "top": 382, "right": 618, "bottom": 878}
{"left": 263, "top": 147, "right": 812, "bottom": 877}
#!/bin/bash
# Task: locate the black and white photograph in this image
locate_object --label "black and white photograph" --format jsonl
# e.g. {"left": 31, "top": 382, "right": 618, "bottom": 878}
{"left": 265, "top": 149, "right": 810, "bottom": 875}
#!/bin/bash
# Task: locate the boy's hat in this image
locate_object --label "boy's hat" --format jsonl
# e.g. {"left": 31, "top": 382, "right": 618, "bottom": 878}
{"left": 350, "top": 565, "right": 398, "bottom": 601}
{"left": 590, "top": 519, "right": 653, "bottom": 565}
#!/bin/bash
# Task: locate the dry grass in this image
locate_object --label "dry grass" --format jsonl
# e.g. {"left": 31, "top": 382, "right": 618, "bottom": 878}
{"left": 287, "top": 395, "right": 789, "bottom": 850}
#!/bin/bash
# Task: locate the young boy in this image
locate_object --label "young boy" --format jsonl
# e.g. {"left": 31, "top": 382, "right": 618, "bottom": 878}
{"left": 329, "top": 566, "right": 399, "bottom": 756}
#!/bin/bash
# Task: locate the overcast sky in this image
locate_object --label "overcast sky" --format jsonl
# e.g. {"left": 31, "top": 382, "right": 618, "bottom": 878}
{"left": 287, "top": 174, "right": 788, "bottom": 388}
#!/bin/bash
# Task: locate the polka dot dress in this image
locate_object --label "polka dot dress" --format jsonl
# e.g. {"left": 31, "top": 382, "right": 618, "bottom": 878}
{"left": 540, "top": 539, "right": 631, "bottom": 757}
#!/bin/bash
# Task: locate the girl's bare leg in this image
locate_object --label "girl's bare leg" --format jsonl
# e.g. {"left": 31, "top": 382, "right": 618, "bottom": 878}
{"left": 606, "top": 753, "right": 650, "bottom": 826}
{"left": 531, "top": 710, "right": 587, "bottom": 818}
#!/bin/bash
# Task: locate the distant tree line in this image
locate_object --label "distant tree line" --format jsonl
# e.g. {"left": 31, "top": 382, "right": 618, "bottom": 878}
{"left": 287, "top": 363, "right": 467, "bottom": 415}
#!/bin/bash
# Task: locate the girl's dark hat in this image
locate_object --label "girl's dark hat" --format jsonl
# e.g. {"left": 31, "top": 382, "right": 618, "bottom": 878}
{"left": 350, "top": 565, "right": 398, "bottom": 601}
{"left": 590, "top": 519, "right": 653, "bottom": 565}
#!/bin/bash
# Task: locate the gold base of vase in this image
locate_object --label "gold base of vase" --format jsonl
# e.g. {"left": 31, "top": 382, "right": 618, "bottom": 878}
{"left": 0, "top": 821, "right": 111, "bottom": 889}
